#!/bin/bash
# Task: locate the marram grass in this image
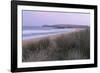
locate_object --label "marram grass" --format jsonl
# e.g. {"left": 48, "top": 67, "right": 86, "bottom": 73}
{"left": 22, "top": 28, "right": 90, "bottom": 62}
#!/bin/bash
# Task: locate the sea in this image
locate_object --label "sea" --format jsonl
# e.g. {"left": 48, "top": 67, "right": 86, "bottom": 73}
{"left": 22, "top": 26, "right": 79, "bottom": 40}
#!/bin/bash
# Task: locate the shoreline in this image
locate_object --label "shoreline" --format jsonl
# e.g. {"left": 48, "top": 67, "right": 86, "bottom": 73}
{"left": 22, "top": 28, "right": 86, "bottom": 46}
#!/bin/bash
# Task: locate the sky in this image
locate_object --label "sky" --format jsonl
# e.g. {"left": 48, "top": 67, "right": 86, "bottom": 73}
{"left": 22, "top": 10, "right": 90, "bottom": 26}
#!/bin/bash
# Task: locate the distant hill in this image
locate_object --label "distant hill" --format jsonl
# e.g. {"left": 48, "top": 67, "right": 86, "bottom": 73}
{"left": 42, "top": 24, "right": 89, "bottom": 28}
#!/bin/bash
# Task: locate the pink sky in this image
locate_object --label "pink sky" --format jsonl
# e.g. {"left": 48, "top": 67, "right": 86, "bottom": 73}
{"left": 22, "top": 10, "right": 90, "bottom": 26}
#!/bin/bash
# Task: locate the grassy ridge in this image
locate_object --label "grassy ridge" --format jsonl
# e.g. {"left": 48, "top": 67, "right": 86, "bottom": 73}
{"left": 22, "top": 28, "right": 90, "bottom": 62}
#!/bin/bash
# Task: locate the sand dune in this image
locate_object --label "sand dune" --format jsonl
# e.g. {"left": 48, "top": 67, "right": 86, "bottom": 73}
{"left": 22, "top": 28, "right": 90, "bottom": 62}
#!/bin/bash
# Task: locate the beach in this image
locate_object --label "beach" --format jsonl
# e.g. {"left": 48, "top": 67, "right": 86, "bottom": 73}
{"left": 22, "top": 28, "right": 84, "bottom": 46}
